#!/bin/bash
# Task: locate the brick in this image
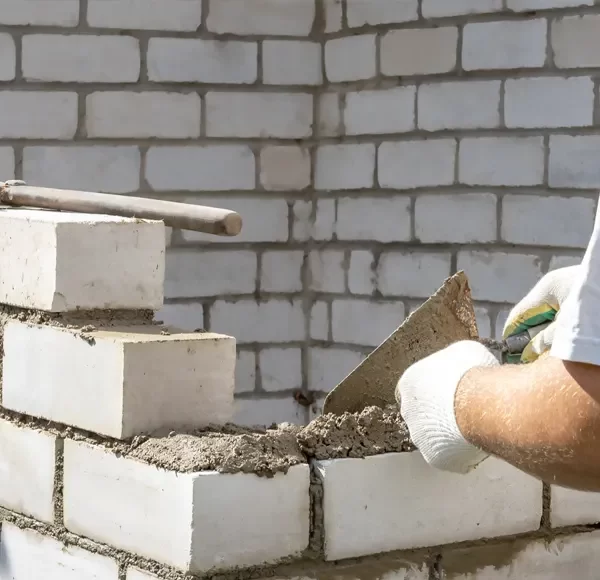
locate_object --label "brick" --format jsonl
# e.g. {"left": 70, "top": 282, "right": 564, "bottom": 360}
{"left": 325, "top": 34, "right": 376, "bottom": 82}
{"left": 234, "top": 398, "right": 307, "bottom": 426}
{"left": 0, "top": 524, "right": 118, "bottom": 580}
{"left": 260, "top": 348, "right": 302, "bottom": 391}
{"left": 147, "top": 38, "right": 257, "bottom": 83}
{"left": 344, "top": 87, "right": 415, "bottom": 135}
{"left": 23, "top": 35, "right": 139, "bottom": 82}
{"left": 293, "top": 200, "right": 336, "bottom": 241}
{"left": 324, "top": 0, "right": 343, "bottom": 32}
{"left": 128, "top": 570, "right": 158, "bottom": 580}
{"left": 0, "top": 420, "right": 56, "bottom": 523}
{"left": 552, "top": 15, "right": 600, "bottom": 69}
{"left": 146, "top": 146, "right": 255, "bottom": 191}
{"left": 260, "top": 146, "right": 311, "bottom": 191}
{"left": 309, "top": 347, "right": 364, "bottom": 392}
{"left": 457, "top": 251, "right": 543, "bottom": 303}
{"left": 211, "top": 300, "right": 305, "bottom": 343}
{"left": 0, "top": 34, "right": 15, "bottom": 80}
{"left": 64, "top": 441, "right": 309, "bottom": 573}
{"left": 0, "top": 210, "right": 163, "bottom": 311}
{"left": 156, "top": 303, "right": 205, "bottom": 332}
{"left": 337, "top": 196, "right": 411, "bottom": 242}
{"left": 235, "top": 350, "right": 256, "bottom": 394}
{"left": 0, "top": 146, "right": 14, "bottom": 179}
{"left": 207, "top": 0, "right": 315, "bottom": 35}
{"left": 4, "top": 322, "right": 235, "bottom": 438}
{"left": 86, "top": 92, "right": 201, "bottom": 138}
{"left": 332, "top": 299, "right": 405, "bottom": 346}
{"left": 316, "top": 453, "right": 542, "bottom": 561}
{"left": 475, "top": 307, "right": 492, "bottom": 338}
{"left": 346, "top": 0, "right": 418, "bottom": 26}
{"left": 463, "top": 20, "right": 546, "bottom": 71}
{"left": 349, "top": 251, "right": 375, "bottom": 295}
{"left": 549, "top": 255, "right": 582, "bottom": 270}
{"left": 381, "top": 28, "right": 458, "bottom": 76}
{"left": 0, "top": 0, "right": 79, "bottom": 25}
{"left": 459, "top": 137, "right": 544, "bottom": 186}
{"left": 309, "top": 250, "right": 346, "bottom": 293}
{"left": 165, "top": 250, "right": 256, "bottom": 298}
{"left": 206, "top": 92, "right": 312, "bottom": 139}
{"left": 551, "top": 486, "right": 600, "bottom": 526}
{"left": 422, "top": 0, "right": 502, "bottom": 17}
{"left": 261, "top": 251, "right": 304, "bottom": 293}
{"left": 418, "top": 81, "right": 500, "bottom": 131}
{"left": 24, "top": 146, "right": 140, "bottom": 194}
{"left": 87, "top": 0, "right": 201, "bottom": 30}
{"left": 318, "top": 93, "right": 342, "bottom": 137}
{"left": 310, "top": 301, "right": 329, "bottom": 340}
{"left": 263, "top": 41, "right": 322, "bottom": 86}
{"left": 510, "top": 0, "right": 593, "bottom": 8}
{"left": 505, "top": 77, "right": 594, "bottom": 128}
{"left": 377, "top": 252, "right": 452, "bottom": 298}
{"left": 316, "top": 144, "right": 375, "bottom": 191}
{"left": 415, "top": 193, "right": 497, "bottom": 243}
{"left": 495, "top": 308, "right": 511, "bottom": 339}
{"left": 502, "top": 195, "right": 594, "bottom": 248}
{"left": 549, "top": 136, "right": 600, "bottom": 189}
{"left": 379, "top": 139, "right": 456, "bottom": 189}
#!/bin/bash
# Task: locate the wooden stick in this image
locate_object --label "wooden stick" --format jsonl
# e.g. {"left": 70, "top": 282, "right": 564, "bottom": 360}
{"left": 0, "top": 182, "right": 242, "bottom": 236}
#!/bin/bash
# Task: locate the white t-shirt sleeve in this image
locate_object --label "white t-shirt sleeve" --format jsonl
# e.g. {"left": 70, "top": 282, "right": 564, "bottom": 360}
{"left": 551, "top": 201, "right": 600, "bottom": 366}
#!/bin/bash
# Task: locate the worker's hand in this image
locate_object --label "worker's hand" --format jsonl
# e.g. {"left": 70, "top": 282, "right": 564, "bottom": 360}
{"left": 503, "top": 265, "right": 580, "bottom": 363}
{"left": 396, "top": 341, "right": 499, "bottom": 474}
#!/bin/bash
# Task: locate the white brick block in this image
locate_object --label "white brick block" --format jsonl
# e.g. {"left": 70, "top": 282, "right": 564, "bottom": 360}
{"left": 207, "top": 0, "right": 315, "bottom": 35}
{"left": 337, "top": 196, "right": 411, "bottom": 242}
{"left": 234, "top": 398, "right": 306, "bottom": 427}
{"left": 325, "top": 34, "right": 376, "bottom": 82}
{"left": 0, "top": 420, "right": 56, "bottom": 523}
{"left": 64, "top": 441, "right": 309, "bottom": 573}
{"left": 549, "top": 135, "right": 600, "bottom": 189}
{"left": 457, "top": 251, "right": 543, "bottom": 303}
{"left": 146, "top": 146, "right": 255, "bottom": 191}
{"left": 552, "top": 15, "right": 600, "bottom": 69}
{"left": 3, "top": 322, "right": 235, "bottom": 438}
{"left": 379, "top": 139, "right": 456, "bottom": 189}
{"left": 459, "top": 137, "right": 544, "bottom": 186}
{"left": 310, "top": 301, "right": 329, "bottom": 341}
{"left": 332, "top": 299, "right": 405, "bottom": 347}
{"left": 377, "top": 252, "right": 452, "bottom": 298}
{"left": 87, "top": 0, "right": 202, "bottom": 30}
{"left": 86, "top": 92, "right": 201, "bottom": 138}
{"left": 318, "top": 93, "right": 342, "bottom": 137}
{"left": 324, "top": 0, "right": 342, "bottom": 31}
{"left": 261, "top": 251, "right": 304, "bottom": 293}
{"left": 0, "top": 34, "right": 15, "bottom": 80}
{"left": 235, "top": 350, "right": 256, "bottom": 394}
{"left": 502, "top": 195, "right": 594, "bottom": 248}
{"left": 382, "top": 28, "right": 458, "bottom": 76}
{"left": 260, "top": 146, "right": 311, "bottom": 191}
{"left": 156, "top": 303, "right": 205, "bottom": 332}
{"left": 309, "top": 250, "right": 346, "bottom": 293}
{"left": 0, "top": 146, "right": 14, "bottom": 179}
{"left": 549, "top": 255, "right": 582, "bottom": 270}
{"left": 509, "top": 0, "right": 593, "bottom": 8}
{"left": 475, "top": 307, "right": 492, "bottom": 338}
{"left": 345, "top": 87, "right": 415, "bottom": 135}
{"left": 422, "top": 0, "right": 502, "bottom": 17}
{"left": 0, "top": 210, "right": 163, "bottom": 311}
{"left": 206, "top": 92, "right": 312, "bottom": 139}
{"left": 463, "top": 20, "right": 547, "bottom": 71}
{"left": 127, "top": 570, "right": 158, "bottom": 580}
{"left": 260, "top": 348, "right": 302, "bottom": 391}
{"left": 316, "top": 144, "right": 375, "bottom": 191}
{"left": 263, "top": 41, "right": 322, "bottom": 86}
{"left": 24, "top": 146, "right": 140, "bottom": 194}
{"left": 211, "top": 300, "right": 305, "bottom": 343}
{"left": 147, "top": 38, "right": 257, "bottom": 83}
{"left": 23, "top": 35, "right": 139, "bottom": 82}
{"left": 165, "top": 250, "right": 256, "bottom": 298}
{"left": 0, "top": 524, "right": 119, "bottom": 580}
{"left": 415, "top": 193, "right": 497, "bottom": 244}
{"left": 293, "top": 200, "right": 336, "bottom": 242}
{"left": 346, "top": 0, "right": 418, "bottom": 26}
{"left": 0, "top": 0, "right": 79, "bottom": 25}
{"left": 309, "top": 347, "right": 364, "bottom": 392}
{"left": 505, "top": 77, "right": 594, "bottom": 128}
{"left": 418, "top": 81, "right": 500, "bottom": 131}
{"left": 349, "top": 251, "right": 375, "bottom": 295}
{"left": 495, "top": 308, "right": 511, "bottom": 340}
{"left": 551, "top": 486, "right": 600, "bottom": 526}
{"left": 316, "top": 453, "right": 542, "bottom": 561}
{"left": 0, "top": 91, "right": 77, "bottom": 139}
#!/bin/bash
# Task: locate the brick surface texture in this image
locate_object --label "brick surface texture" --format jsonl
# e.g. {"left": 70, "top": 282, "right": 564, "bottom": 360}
{"left": 2, "top": 0, "right": 595, "bottom": 426}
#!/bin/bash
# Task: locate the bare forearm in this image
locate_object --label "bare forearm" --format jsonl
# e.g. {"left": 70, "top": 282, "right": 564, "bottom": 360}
{"left": 455, "top": 356, "right": 600, "bottom": 491}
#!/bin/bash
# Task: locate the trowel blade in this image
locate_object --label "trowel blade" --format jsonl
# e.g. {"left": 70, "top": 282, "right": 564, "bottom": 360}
{"left": 322, "top": 271, "right": 480, "bottom": 416}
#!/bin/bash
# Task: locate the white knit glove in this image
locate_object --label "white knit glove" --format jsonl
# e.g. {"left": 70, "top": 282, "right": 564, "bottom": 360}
{"left": 396, "top": 341, "right": 500, "bottom": 474}
{"left": 503, "top": 265, "right": 579, "bottom": 363}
